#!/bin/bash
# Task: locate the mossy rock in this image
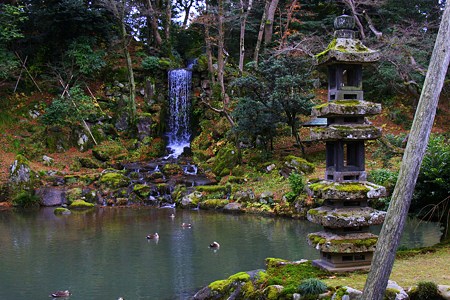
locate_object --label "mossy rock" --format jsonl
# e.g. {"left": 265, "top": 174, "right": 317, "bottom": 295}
{"left": 45, "top": 126, "right": 72, "bottom": 152}
{"left": 78, "top": 157, "right": 102, "bottom": 169}
{"left": 195, "top": 185, "right": 228, "bottom": 194}
{"left": 54, "top": 207, "right": 71, "bottom": 215}
{"left": 212, "top": 144, "right": 239, "bottom": 177}
{"left": 115, "top": 198, "right": 128, "bottom": 206}
{"left": 135, "top": 137, "right": 166, "bottom": 160}
{"left": 192, "top": 149, "right": 213, "bottom": 162}
{"left": 92, "top": 141, "right": 128, "bottom": 162}
{"left": 191, "top": 130, "right": 213, "bottom": 151}
{"left": 9, "top": 154, "right": 34, "bottom": 188}
{"left": 162, "top": 163, "right": 183, "bottom": 175}
{"left": 209, "top": 271, "right": 251, "bottom": 293}
{"left": 69, "top": 199, "right": 95, "bottom": 209}
{"left": 284, "top": 155, "right": 315, "bottom": 175}
{"left": 172, "top": 185, "right": 187, "bottom": 202}
{"left": 65, "top": 187, "right": 82, "bottom": 205}
{"left": 133, "top": 184, "right": 151, "bottom": 198}
{"left": 199, "top": 199, "right": 229, "bottom": 210}
{"left": 263, "top": 285, "right": 284, "bottom": 300}
{"left": 99, "top": 172, "right": 130, "bottom": 189}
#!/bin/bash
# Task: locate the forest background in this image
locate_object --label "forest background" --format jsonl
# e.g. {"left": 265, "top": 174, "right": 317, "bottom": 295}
{"left": 0, "top": 0, "right": 449, "bottom": 224}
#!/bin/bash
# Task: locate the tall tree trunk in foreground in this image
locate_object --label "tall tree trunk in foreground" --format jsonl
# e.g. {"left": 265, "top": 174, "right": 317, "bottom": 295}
{"left": 361, "top": 3, "right": 450, "bottom": 300}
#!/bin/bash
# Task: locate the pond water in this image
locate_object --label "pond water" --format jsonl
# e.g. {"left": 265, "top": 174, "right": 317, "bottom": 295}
{"left": 0, "top": 207, "right": 443, "bottom": 300}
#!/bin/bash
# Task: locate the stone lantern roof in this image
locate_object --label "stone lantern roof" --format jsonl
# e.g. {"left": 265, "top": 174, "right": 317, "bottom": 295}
{"left": 316, "top": 15, "right": 380, "bottom": 65}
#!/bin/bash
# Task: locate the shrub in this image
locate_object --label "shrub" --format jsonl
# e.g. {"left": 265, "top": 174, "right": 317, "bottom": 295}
{"left": 408, "top": 281, "right": 441, "bottom": 300}
{"left": 368, "top": 169, "right": 399, "bottom": 209}
{"left": 42, "top": 86, "right": 102, "bottom": 125}
{"left": 413, "top": 134, "right": 450, "bottom": 212}
{"left": 141, "top": 56, "right": 160, "bottom": 73}
{"left": 289, "top": 172, "right": 305, "bottom": 195}
{"left": 297, "top": 278, "right": 328, "bottom": 296}
{"left": 12, "top": 191, "right": 40, "bottom": 208}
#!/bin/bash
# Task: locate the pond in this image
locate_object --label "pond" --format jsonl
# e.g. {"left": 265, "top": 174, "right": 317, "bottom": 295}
{"left": 0, "top": 207, "right": 443, "bottom": 299}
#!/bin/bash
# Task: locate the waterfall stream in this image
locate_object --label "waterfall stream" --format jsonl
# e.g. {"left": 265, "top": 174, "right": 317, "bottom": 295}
{"left": 166, "top": 68, "right": 192, "bottom": 158}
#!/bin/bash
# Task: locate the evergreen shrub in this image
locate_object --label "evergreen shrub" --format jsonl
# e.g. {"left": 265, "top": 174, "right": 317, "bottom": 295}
{"left": 297, "top": 278, "right": 328, "bottom": 296}
{"left": 408, "top": 281, "right": 441, "bottom": 300}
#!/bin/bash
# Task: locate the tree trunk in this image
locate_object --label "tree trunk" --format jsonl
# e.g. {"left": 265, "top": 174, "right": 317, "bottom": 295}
{"left": 165, "top": 0, "right": 171, "bottom": 40}
{"left": 239, "top": 0, "right": 253, "bottom": 74}
{"left": 361, "top": 3, "right": 450, "bottom": 299}
{"left": 182, "top": 1, "right": 194, "bottom": 28}
{"left": 217, "top": 0, "right": 226, "bottom": 102}
{"left": 253, "top": 0, "right": 270, "bottom": 66}
{"left": 264, "top": 0, "right": 280, "bottom": 45}
{"left": 343, "top": 0, "right": 366, "bottom": 39}
{"left": 280, "top": 0, "right": 298, "bottom": 48}
{"left": 121, "top": 22, "right": 136, "bottom": 126}
{"left": 146, "top": 0, "right": 163, "bottom": 47}
{"left": 204, "top": 2, "right": 215, "bottom": 84}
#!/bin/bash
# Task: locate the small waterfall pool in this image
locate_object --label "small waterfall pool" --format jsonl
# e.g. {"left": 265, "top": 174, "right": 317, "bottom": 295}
{"left": 166, "top": 68, "right": 192, "bottom": 159}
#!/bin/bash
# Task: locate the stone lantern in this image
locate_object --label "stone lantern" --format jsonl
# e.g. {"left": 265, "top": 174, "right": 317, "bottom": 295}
{"left": 306, "top": 15, "right": 387, "bottom": 272}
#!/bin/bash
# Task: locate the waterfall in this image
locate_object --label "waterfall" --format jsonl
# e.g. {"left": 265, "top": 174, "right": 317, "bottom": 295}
{"left": 166, "top": 68, "right": 192, "bottom": 158}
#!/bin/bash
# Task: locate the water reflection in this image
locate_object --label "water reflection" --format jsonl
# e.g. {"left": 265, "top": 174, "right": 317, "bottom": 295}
{"left": 0, "top": 208, "right": 443, "bottom": 299}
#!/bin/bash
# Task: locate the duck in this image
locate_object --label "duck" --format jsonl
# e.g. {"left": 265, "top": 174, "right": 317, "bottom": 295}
{"left": 146, "top": 233, "right": 159, "bottom": 239}
{"left": 209, "top": 241, "right": 220, "bottom": 249}
{"left": 181, "top": 223, "right": 192, "bottom": 228}
{"left": 50, "top": 290, "right": 71, "bottom": 297}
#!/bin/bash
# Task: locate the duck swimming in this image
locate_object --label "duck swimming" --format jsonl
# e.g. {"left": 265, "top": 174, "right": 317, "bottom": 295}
{"left": 209, "top": 241, "right": 220, "bottom": 249}
{"left": 146, "top": 233, "right": 159, "bottom": 239}
{"left": 50, "top": 290, "right": 71, "bottom": 297}
{"left": 181, "top": 223, "right": 192, "bottom": 228}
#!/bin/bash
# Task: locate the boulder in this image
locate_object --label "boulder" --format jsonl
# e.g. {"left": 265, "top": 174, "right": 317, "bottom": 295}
{"left": 36, "top": 188, "right": 65, "bottom": 206}
{"left": 9, "top": 154, "right": 32, "bottom": 186}
{"left": 180, "top": 191, "right": 203, "bottom": 208}
{"left": 385, "top": 280, "right": 408, "bottom": 300}
{"left": 223, "top": 202, "right": 243, "bottom": 213}
{"left": 438, "top": 285, "right": 450, "bottom": 300}
{"left": 54, "top": 207, "right": 71, "bottom": 215}
{"left": 332, "top": 287, "right": 362, "bottom": 300}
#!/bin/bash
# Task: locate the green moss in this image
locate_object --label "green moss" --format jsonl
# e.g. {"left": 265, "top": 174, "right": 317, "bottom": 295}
{"left": 334, "top": 183, "right": 370, "bottom": 193}
{"left": 241, "top": 281, "right": 258, "bottom": 298}
{"left": 384, "top": 288, "right": 400, "bottom": 300}
{"left": 309, "top": 182, "right": 370, "bottom": 193}
{"left": 65, "top": 187, "right": 82, "bottom": 205}
{"left": 229, "top": 272, "right": 250, "bottom": 282}
{"left": 265, "top": 285, "right": 283, "bottom": 300}
{"left": 54, "top": 207, "right": 71, "bottom": 215}
{"left": 315, "top": 39, "right": 337, "bottom": 59}
{"left": 199, "top": 199, "right": 229, "bottom": 210}
{"left": 162, "top": 163, "right": 182, "bottom": 175}
{"left": 78, "top": 157, "right": 102, "bottom": 169}
{"left": 208, "top": 272, "right": 250, "bottom": 292}
{"left": 69, "top": 199, "right": 95, "bottom": 209}
{"left": 92, "top": 140, "right": 128, "bottom": 162}
{"left": 208, "top": 279, "right": 229, "bottom": 292}
{"left": 333, "top": 287, "right": 348, "bottom": 300}
{"left": 99, "top": 172, "right": 130, "bottom": 189}
{"left": 263, "top": 259, "right": 329, "bottom": 294}
{"left": 195, "top": 185, "right": 228, "bottom": 193}
{"left": 314, "top": 100, "right": 361, "bottom": 110}
{"left": 133, "top": 184, "right": 151, "bottom": 198}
